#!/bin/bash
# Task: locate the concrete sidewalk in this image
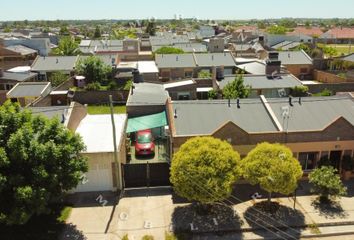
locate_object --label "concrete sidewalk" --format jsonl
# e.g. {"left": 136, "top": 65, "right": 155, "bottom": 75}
{"left": 63, "top": 184, "right": 354, "bottom": 240}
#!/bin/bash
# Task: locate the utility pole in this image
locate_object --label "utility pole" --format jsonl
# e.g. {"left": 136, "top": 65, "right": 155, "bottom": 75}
{"left": 109, "top": 95, "right": 123, "bottom": 191}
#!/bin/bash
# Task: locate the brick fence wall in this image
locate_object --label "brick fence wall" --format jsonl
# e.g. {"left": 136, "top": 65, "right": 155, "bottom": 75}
{"left": 314, "top": 70, "right": 354, "bottom": 83}
{"left": 72, "top": 90, "right": 129, "bottom": 105}
{"left": 305, "top": 82, "right": 354, "bottom": 94}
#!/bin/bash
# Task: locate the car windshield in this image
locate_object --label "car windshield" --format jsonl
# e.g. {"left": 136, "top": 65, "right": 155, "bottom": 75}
{"left": 137, "top": 133, "right": 152, "bottom": 144}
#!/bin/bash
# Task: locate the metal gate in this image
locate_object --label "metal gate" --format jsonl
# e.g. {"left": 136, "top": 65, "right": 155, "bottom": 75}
{"left": 123, "top": 162, "right": 170, "bottom": 188}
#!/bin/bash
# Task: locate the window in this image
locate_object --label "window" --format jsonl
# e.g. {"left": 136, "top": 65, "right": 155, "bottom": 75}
{"left": 177, "top": 92, "right": 191, "bottom": 100}
{"left": 185, "top": 71, "right": 193, "bottom": 78}
{"left": 299, "top": 152, "right": 317, "bottom": 170}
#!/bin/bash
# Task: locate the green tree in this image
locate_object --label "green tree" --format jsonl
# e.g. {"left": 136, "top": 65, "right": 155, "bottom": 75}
{"left": 76, "top": 56, "right": 112, "bottom": 84}
{"left": 59, "top": 25, "right": 69, "bottom": 35}
{"left": 145, "top": 20, "right": 156, "bottom": 36}
{"left": 94, "top": 25, "right": 101, "bottom": 39}
{"left": 53, "top": 37, "right": 80, "bottom": 56}
{"left": 267, "top": 25, "right": 287, "bottom": 34}
{"left": 241, "top": 142, "right": 303, "bottom": 205}
{"left": 170, "top": 137, "right": 241, "bottom": 205}
{"left": 48, "top": 71, "right": 68, "bottom": 87}
{"left": 0, "top": 101, "right": 87, "bottom": 225}
{"left": 154, "top": 46, "right": 184, "bottom": 54}
{"left": 309, "top": 166, "right": 347, "bottom": 203}
{"left": 295, "top": 43, "right": 312, "bottom": 55}
{"left": 291, "top": 85, "right": 309, "bottom": 97}
{"left": 198, "top": 70, "right": 211, "bottom": 78}
{"left": 208, "top": 89, "right": 217, "bottom": 99}
{"left": 222, "top": 74, "right": 251, "bottom": 99}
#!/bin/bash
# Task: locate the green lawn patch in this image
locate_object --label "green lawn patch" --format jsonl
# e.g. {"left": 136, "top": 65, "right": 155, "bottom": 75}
{"left": 87, "top": 105, "right": 127, "bottom": 115}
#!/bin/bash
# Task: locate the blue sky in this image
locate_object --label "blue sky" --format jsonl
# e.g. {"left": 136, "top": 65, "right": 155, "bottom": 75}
{"left": 1, "top": 0, "right": 353, "bottom": 20}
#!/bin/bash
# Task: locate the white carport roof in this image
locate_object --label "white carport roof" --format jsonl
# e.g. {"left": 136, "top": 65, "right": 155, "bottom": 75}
{"left": 76, "top": 114, "right": 127, "bottom": 153}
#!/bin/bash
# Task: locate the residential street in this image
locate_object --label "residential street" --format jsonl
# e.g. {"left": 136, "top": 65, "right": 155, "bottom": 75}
{"left": 63, "top": 181, "right": 354, "bottom": 240}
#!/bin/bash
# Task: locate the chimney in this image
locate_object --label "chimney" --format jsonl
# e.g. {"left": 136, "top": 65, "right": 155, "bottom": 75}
{"left": 258, "top": 36, "right": 265, "bottom": 47}
{"left": 0, "top": 68, "right": 3, "bottom": 78}
{"left": 265, "top": 51, "right": 281, "bottom": 76}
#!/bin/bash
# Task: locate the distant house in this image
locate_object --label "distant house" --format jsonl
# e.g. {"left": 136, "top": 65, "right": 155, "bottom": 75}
{"left": 6, "top": 82, "right": 51, "bottom": 106}
{"left": 0, "top": 39, "right": 38, "bottom": 70}
{"left": 3, "top": 38, "right": 51, "bottom": 56}
{"left": 287, "top": 27, "right": 323, "bottom": 38}
{"left": 277, "top": 50, "right": 313, "bottom": 79}
{"left": 163, "top": 79, "right": 197, "bottom": 100}
{"left": 218, "top": 74, "right": 303, "bottom": 98}
{"left": 31, "top": 56, "right": 78, "bottom": 80}
{"left": 0, "top": 69, "right": 38, "bottom": 90}
{"left": 320, "top": 27, "right": 354, "bottom": 44}
{"left": 155, "top": 54, "right": 196, "bottom": 81}
{"left": 194, "top": 52, "right": 237, "bottom": 75}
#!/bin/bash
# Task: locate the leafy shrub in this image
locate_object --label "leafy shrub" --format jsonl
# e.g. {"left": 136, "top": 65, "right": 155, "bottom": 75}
{"left": 85, "top": 82, "right": 101, "bottom": 91}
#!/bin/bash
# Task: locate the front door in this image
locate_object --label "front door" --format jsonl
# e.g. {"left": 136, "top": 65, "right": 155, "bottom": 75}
{"left": 329, "top": 151, "right": 342, "bottom": 170}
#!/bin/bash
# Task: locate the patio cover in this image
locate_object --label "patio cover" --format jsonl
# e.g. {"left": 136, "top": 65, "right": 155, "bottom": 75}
{"left": 126, "top": 111, "right": 168, "bottom": 133}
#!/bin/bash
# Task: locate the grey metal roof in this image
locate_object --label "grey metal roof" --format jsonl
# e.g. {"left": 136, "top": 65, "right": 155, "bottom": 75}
{"left": 7, "top": 82, "right": 51, "bottom": 98}
{"left": 78, "top": 54, "right": 116, "bottom": 66}
{"left": 219, "top": 74, "right": 303, "bottom": 90}
{"left": 271, "top": 41, "right": 293, "bottom": 49}
{"left": 127, "top": 83, "right": 169, "bottom": 106}
{"left": 31, "top": 56, "right": 78, "bottom": 72}
{"left": 30, "top": 106, "right": 69, "bottom": 121}
{"left": 278, "top": 51, "right": 313, "bottom": 65}
{"left": 281, "top": 42, "right": 301, "bottom": 50}
{"left": 236, "top": 61, "right": 266, "bottom": 74}
{"left": 152, "top": 43, "right": 207, "bottom": 53}
{"left": 341, "top": 53, "right": 354, "bottom": 63}
{"left": 268, "top": 96, "right": 354, "bottom": 131}
{"left": 5, "top": 45, "right": 38, "bottom": 55}
{"left": 172, "top": 99, "right": 278, "bottom": 136}
{"left": 0, "top": 71, "right": 38, "bottom": 82}
{"left": 194, "top": 53, "right": 236, "bottom": 67}
{"left": 233, "top": 44, "right": 252, "bottom": 51}
{"left": 155, "top": 54, "right": 196, "bottom": 68}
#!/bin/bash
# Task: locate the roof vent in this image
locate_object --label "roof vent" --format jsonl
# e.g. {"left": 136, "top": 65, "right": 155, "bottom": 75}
{"left": 174, "top": 109, "right": 178, "bottom": 118}
{"left": 176, "top": 56, "right": 179, "bottom": 61}
{"left": 212, "top": 55, "right": 214, "bottom": 60}
{"left": 236, "top": 98, "right": 240, "bottom": 109}
{"left": 289, "top": 96, "right": 293, "bottom": 106}
{"left": 56, "top": 58, "right": 58, "bottom": 64}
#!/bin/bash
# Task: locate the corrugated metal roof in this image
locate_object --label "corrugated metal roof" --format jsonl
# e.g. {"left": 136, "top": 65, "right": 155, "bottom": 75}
{"left": 127, "top": 83, "right": 169, "bottom": 106}
{"left": 76, "top": 114, "right": 127, "bottom": 153}
{"left": 155, "top": 54, "right": 196, "bottom": 68}
{"left": 194, "top": 53, "right": 236, "bottom": 67}
{"left": 236, "top": 61, "right": 266, "bottom": 74}
{"left": 0, "top": 71, "right": 37, "bottom": 82}
{"left": 7, "top": 82, "right": 50, "bottom": 98}
{"left": 219, "top": 74, "right": 303, "bottom": 90}
{"left": 163, "top": 80, "right": 195, "bottom": 89}
{"left": 172, "top": 99, "right": 278, "bottom": 136}
{"left": 278, "top": 51, "right": 313, "bottom": 65}
{"left": 31, "top": 56, "right": 78, "bottom": 72}
{"left": 268, "top": 96, "right": 354, "bottom": 131}
{"left": 5, "top": 45, "right": 37, "bottom": 55}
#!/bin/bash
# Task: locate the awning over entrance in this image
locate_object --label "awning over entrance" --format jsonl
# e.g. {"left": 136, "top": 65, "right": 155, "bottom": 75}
{"left": 126, "top": 111, "right": 168, "bottom": 133}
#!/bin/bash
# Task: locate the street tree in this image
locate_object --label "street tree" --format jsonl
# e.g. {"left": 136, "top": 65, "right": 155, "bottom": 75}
{"left": 170, "top": 137, "right": 241, "bottom": 206}
{"left": 222, "top": 73, "right": 251, "bottom": 99}
{"left": 145, "top": 20, "right": 156, "bottom": 36}
{"left": 48, "top": 71, "right": 68, "bottom": 87}
{"left": 94, "top": 25, "right": 101, "bottom": 39}
{"left": 309, "top": 166, "right": 347, "bottom": 203}
{"left": 75, "top": 56, "right": 112, "bottom": 84}
{"left": 241, "top": 142, "right": 303, "bottom": 205}
{"left": 154, "top": 46, "right": 184, "bottom": 54}
{"left": 53, "top": 36, "right": 80, "bottom": 56}
{"left": 0, "top": 101, "right": 87, "bottom": 225}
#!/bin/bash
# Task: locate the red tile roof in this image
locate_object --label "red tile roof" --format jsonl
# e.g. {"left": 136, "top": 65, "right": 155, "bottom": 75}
{"left": 323, "top": 27, "right": 354, "bottom": 39}
{"left": 287, "top": 27, "right": 323, "bottom": 37}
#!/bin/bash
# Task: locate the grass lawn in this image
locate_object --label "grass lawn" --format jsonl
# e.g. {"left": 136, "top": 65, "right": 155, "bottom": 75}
{"left": 317, "top": 43, "right": 354, "bottom": 56}
{"left": 0, "top": 204, "right": 75, "bottom": 240}
{"left": 87, "top": 105, "right": 127, "bottom": 115}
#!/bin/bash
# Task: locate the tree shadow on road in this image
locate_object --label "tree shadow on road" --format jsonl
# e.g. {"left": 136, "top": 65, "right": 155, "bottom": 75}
{"left": 244, "top": 201, "right": 304, "bottom": 239}
{"left": 171, "top": 202, "right": 243, "bottom": 238}
{"left": 311, "top": 198, "right": 349, "bottom": 219}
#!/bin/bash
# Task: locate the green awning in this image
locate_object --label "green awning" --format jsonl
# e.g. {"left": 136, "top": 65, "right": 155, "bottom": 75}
{"left": 126, "top": 111, "right": 168, "bottom": 133}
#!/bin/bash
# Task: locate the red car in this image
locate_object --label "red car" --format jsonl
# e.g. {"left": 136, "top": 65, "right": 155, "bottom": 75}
{"left": 135, "top": 129, "right": 155, "bottom": 156}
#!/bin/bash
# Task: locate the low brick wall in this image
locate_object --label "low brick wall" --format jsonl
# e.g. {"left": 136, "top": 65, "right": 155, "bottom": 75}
{"left": 72, "top": 90, "right": 129, "bottom": 105}
{"left": 314, "top": 70, "right": 354, "bottom": 83}
{"left": 305, "top": 82, "right": 354, "bottom": 94}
